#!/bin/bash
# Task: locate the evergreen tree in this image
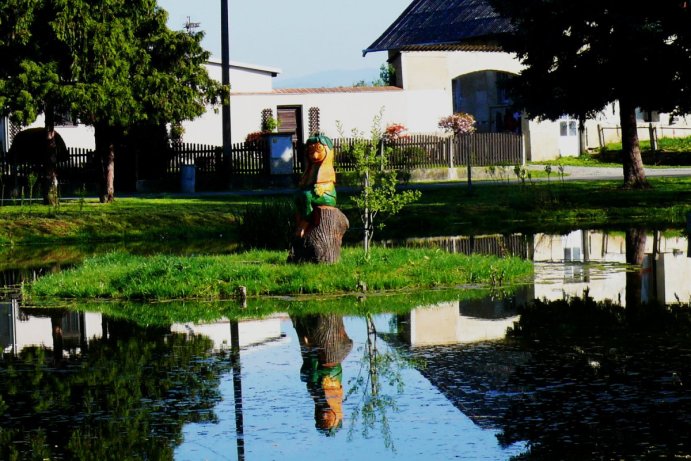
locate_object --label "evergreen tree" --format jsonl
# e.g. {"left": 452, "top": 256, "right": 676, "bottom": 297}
{"left": 0, "top": 0, "right": 225, "bottom": 202}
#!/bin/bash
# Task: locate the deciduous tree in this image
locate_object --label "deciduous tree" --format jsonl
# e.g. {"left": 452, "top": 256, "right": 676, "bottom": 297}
{"left": 488, "top": 0, "right": 691, "bottom": 188}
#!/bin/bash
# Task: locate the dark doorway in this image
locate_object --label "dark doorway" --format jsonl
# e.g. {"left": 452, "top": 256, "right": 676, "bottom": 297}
{"left": 277, "top": 106, "right": 304, "bottom": 169}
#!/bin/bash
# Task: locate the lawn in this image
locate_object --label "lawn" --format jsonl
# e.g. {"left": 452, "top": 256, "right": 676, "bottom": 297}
{"left": 2, "top": 177, "right": 691, "bottom": 247}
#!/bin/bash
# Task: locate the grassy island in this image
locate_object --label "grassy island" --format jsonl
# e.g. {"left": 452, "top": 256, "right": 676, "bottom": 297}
{"left": 24, "top": 247, "right": 533, "bottom": 301}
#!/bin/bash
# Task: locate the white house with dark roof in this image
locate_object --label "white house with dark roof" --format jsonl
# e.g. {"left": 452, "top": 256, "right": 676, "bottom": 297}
{"left": 7, "top": 0, "right": 690, "bottom": 162}
{"left": 362, "top": 0, "right": 691, "bottom": 161}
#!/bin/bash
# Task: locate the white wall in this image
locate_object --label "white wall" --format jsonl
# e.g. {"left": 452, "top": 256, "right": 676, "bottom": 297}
{"left": 188, "top": 87, "right": 449, "bottom": 145}
{"left": 24, "top": 114, "right": 97, "bottom": 150}
{"left": 206, "top": 59, "right": 279, "bottom": 93}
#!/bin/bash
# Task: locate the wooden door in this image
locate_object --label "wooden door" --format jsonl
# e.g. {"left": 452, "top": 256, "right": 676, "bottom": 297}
{"left": 277, "top": 106, "right": 304, "bottom": 170}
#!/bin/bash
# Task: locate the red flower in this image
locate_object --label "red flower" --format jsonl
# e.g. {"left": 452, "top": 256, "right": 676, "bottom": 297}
{"left": 383, "top": 123, "right": 410, "bottom": 143}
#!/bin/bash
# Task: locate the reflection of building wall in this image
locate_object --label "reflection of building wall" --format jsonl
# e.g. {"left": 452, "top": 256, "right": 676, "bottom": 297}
{"left": 533, "top": 230, "right": 690, "bottom": 305}
{"left": 170, "top": 315, "right": 285, "bottom": 351}
{"left": 2, "top": 303, "right": 288, "bottom": 356}
{"left": 400, "top": 288, "right": 529, "bottom": 346}
{"left": 0, "top": 304, "right": 102, "bottom": 355}
{"left": 656, "top": 252, "right": 691, "bottom": 304}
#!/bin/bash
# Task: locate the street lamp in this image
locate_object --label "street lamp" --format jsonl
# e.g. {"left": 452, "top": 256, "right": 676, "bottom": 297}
{"left": 221, "top": 0, "right": 231, "bottom": 183}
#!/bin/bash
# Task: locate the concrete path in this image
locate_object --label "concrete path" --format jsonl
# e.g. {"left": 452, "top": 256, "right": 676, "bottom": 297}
{"left": 527, "top": 164, "right": 691, "bottom": 181}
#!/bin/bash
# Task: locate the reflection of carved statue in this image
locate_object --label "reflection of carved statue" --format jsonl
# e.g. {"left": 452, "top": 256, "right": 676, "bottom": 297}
{"left": 289, "top": 133, "right": 349, "bottom": 264}
{"left": 292, "top": 314, "right": 353, "bottom": 435}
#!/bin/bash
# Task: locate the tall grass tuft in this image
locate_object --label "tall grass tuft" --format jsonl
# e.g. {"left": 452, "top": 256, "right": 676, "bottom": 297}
{"left": 237, "top": 198, "right": 297, "bottom": 250}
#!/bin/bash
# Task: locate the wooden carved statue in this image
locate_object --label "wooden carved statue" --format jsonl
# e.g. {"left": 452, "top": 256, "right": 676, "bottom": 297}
{"left": 289, "top": 133, "right": 349, "bottom": 264}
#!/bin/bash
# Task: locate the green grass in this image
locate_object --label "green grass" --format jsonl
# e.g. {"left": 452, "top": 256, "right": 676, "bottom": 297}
{"left": 2, "top": 176, "right": 691, "bottom": 247}
{"left": 24, "top": 247, "right": 533, "bottom": 301}
{"left": 530, "top": 134, "right": 691, "bottom": 169}
{"left": 531, "top": 155, "right": 622, "bottom": 168}
{"left": 378, "top": 177, "right": 691, "bottom": 237}
{"left": 0, "top": 195, "right": 253, "bottom": 246}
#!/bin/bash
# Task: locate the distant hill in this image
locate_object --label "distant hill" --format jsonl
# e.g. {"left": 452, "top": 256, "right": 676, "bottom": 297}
{"left": 273, "top": 67, "right": 382, "bottom": 89}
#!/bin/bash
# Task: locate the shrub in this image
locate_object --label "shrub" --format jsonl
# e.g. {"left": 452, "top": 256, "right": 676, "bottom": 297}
{"left": 238, "top": 199, "right": 296, "bottom": 250}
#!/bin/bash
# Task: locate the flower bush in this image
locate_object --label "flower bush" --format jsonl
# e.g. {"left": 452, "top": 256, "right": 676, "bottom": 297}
{"left": 245, "top": 131, "right": 267, "bottom": 144}
{"left": 438, "top": 113, "right": 477, "bottom": 136}
{"left": 383, "top": 123, "right": 410, "bottom": 143}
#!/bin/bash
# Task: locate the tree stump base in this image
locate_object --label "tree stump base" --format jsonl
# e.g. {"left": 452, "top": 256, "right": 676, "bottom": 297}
{"left": 288, "top": 206, "right": 349, "bottom": 264}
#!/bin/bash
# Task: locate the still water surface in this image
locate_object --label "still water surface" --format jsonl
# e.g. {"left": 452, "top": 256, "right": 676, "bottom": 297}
{"left": 1, "top": 228, "right": 690, "bottom": 460}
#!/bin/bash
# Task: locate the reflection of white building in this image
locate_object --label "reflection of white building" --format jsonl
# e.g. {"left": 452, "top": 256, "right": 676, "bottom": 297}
{"left": 0, "top": 300, "right": 288, "bottom": 356}
{"left": 398, "top": 288, "right": 530, "bottom": 345}
{"left": 0, "top": 301, "right": 103, "bottom": 356}
{"left": 170, "top": 315, "right": 286, "bottom": 351}
{"left": 533, "top": 230, "right": 690, "bottom": 306}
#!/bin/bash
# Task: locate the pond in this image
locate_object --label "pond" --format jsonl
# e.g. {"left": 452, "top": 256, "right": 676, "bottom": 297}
{"left": 1, "top": 228, "right": 690, "bottom": 460}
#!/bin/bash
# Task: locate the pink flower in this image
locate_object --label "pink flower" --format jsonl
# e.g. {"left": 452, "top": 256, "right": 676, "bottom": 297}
{"left": 438, "top": 113, "right": 476, "bottom": 136}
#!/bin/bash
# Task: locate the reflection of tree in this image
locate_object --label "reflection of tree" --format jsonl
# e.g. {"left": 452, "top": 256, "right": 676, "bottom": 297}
{"left": 292, "top": 313, "right": 353, "bottom": 435}
{"left": 502, "top": 295, "right": 691, "bottom": 459}
{"left": 346, "top": 314, "right": 419, "bottom": 451}
{"left": 625, "top": 227, "right": 647, "bottom": 309}
{"left": 0, "top": 318, "right": 230, "bottom": 460}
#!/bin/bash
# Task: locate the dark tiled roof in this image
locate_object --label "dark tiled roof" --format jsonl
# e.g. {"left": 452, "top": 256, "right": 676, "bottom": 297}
{"left": 364, "top": 0, "right": 513, "bottom": 55}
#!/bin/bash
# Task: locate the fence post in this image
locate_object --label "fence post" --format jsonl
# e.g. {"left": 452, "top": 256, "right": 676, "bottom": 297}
{"left": 597, "top": 124, "right": 603, "bottom": 148}
{"left": 648, "top": 123, "right": 657, "bottom": 152}
{"left": 447, "top": 137, "right": 454, "bottom": 169}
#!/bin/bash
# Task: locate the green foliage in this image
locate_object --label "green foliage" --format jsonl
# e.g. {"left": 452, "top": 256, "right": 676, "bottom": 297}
{"left": 488, "top": 0, "right": 691, "bottom": 186}
{"left": 0, "top": 1, "right": 225, "bottom": 199}
{"left": 338, "top": 109, "right": 421, "bottom": 256}
{"left": 400, "top": 146, "right": 427, "bottom": 169}
{"left": 261, "top": 115, "right": 280, "bottom": 132}
{"left": 24, "top": 247, "right": 533, "bottom": 301}
{"left": 488, "top": 1, "right": 691, "bottom": 120}
{"left": 237, "top": 199, "right": 296, "bottom": 250}
{"left": 353, "top": 63, "right": 396, "bottom": 87}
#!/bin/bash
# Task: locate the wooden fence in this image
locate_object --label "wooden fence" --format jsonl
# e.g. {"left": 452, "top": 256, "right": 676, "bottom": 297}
{"left": 597, "top": 124, "right": 691, "bottom": 149}
{"left": 0, "top": 132, "right": 523, "bottom": 191}
{"left": 334, "top": 133, "right": 523, "bottom": 171}
{"left": 0, "top": 146, "right": 97, "bottom": 187}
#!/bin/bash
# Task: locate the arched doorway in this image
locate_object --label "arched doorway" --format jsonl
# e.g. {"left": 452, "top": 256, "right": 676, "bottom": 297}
{"left": 452, "top": 70, "right": 519, "bottom": 133}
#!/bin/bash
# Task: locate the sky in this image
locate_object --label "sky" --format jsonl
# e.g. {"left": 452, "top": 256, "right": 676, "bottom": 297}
{"left": 156, "top": 0, "right": 410, "bottom": 88}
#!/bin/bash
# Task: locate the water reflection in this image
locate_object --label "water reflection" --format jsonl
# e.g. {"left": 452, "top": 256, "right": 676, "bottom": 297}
{"left": 0, "top": 308, "right": 230, "bottom": 460}
{"left": 293, "top": 314, "right": 352, "bottom": 435}
{"left": 1, "top": 227, "right": 690, "bottom": 459}
{"left": 395, "top": 227, "right": 690, "bottom": 306}
{"left": 3, "top": 296, "right": 691, "bottom": 459}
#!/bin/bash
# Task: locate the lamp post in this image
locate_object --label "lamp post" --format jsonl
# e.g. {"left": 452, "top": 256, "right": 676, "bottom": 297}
{"left": 221, "top": 0, "right": 231, "bottom": 183}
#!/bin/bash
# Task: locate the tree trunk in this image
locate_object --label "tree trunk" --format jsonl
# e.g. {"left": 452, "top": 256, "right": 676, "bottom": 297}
{"left": 288, "top": 206, "right": 349, "bottom": 264}
{"left": 619, "top": 97, "right": 649, "bottom": 189}
{"left": 43, "top": 106, "right": 59, "bottom": 206}
{"left": 95, "top": 123, "right": 116, "bottom": 203}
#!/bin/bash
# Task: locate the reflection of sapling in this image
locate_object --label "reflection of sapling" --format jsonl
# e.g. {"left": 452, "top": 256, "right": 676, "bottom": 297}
{"left": 438, "top": 112, "right": 477, "bottom": 136}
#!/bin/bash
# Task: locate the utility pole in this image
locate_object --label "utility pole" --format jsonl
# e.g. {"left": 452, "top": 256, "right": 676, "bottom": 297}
{"left": 221, "top": 0, "right": 231, "bottom": 183}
